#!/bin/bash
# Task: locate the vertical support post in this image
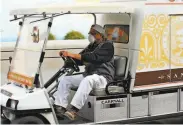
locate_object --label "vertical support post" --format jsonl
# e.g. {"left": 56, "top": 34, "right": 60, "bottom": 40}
{"left": 94, "top": 96, "right": 97, "bottom": 123}
{"left": 44, "top": 90, "right": 59, "bottom": 124}
{"left": 10, "top": 19, "right": 25, "bottom": 62}
{"left": 169, "top": 15, "right": 172, "bottom": 82}
{"left": 177, "top": 88, "right": 181, "bottom": 112}
{"left": 125, "top": 13, "right": 132, "bottom": 119}
{"left": 124, "top": 13, "right": 132, "bottom": 80}
{"left": 148, "top": 92, "right": 152, "bottom": 116}
{"left": 7, "top": 17, "right": 25, "bottom": 78}
{"left": 127, "top": 94, "right": 131, "bottom": 118}
{"left": 39, "top": 67, "right": 44, "bottom": 88}
{"left": 92, "top": 13, "right": 97, "bottom": 24}
{"left": 33, "top": 16, "right": 53, "bottom": 88}
{"left": 36, "top": 15, "right": 59, "bottom": 124}
{"left": 181, "top": 88, "right": 182, "bottom": 111}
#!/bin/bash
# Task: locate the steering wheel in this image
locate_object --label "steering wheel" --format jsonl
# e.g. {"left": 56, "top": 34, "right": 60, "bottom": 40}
{"left": 60, "top": 54, "right": 80, "bottom": 72}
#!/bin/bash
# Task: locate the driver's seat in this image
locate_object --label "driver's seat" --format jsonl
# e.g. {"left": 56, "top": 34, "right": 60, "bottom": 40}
{"left": 71, "top": 56, "right": 127, "bottom": 96}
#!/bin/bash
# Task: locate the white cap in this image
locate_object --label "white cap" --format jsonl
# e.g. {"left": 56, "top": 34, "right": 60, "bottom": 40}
{"left": 92, "top": 24, "right": 106, "bottom": 37}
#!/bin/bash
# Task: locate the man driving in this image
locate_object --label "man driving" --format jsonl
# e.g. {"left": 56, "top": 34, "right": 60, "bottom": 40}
{"left": 54, "top": 24, "right": 115, "bottom": 120}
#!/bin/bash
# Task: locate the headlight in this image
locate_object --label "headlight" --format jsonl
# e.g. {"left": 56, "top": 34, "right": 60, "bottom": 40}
{"left": 10, "top": 100, "right": 18, "bottom": 109}
{"left": 6, "top": 99, "right": 19, "bottom": 109}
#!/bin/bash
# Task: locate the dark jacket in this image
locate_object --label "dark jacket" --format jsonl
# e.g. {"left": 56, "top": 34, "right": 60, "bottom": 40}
{"left": 74, "top": 41, "right": 115, "bottom": 83}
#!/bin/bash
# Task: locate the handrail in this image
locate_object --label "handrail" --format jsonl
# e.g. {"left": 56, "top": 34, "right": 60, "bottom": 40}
{"left": 1, "top": 56, "right": 61, "bottom": 61}
{"left": 1, "top": 59, "right": 10, "bottom": 61}
{"left": 0, "top": 53, "right": 122, "bottom": 61}
{"left": 45, "top": 48, "right": 84, "bottom": 50}
{"left": 0, "top": 50, "right": 14, "bottom": 52}
{"left": 0, "top": 47, "right": 85, "bottom": 61}
{"left": 0, "top": 47, "right": 84, "bottom": 53}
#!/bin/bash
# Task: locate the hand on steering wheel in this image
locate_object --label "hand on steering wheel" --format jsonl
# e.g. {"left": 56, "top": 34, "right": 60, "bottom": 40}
{"left": 59, "top": 51, "right": 66, "bottom": 61}
{"left": 59, "top": 51, "right": 80, "bottom": 72}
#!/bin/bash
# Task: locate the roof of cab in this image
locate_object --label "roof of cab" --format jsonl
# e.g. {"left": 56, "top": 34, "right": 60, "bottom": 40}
{"left": 10, "top": 2, "right": 140, "bottom": 15}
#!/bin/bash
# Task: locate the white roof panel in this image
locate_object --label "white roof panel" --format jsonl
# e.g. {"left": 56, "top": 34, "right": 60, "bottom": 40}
{"left": 10, "top": 3, "right": 136, "bottom": 15}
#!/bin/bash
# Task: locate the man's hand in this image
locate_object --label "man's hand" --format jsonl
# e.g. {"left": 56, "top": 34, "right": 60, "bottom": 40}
{"left": 59, "top": 51, "right": 81, "bottom": 60}
{"left": 59, "top": 51, "right": 70, "bottom": 57}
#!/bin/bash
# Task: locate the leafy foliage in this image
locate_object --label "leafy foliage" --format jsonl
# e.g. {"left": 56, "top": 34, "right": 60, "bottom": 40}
{"left": 64, "top": 30, "right": 85, "bottom": 40}
{"left": 48, "top": 33, "right": 56, "bottom": 40}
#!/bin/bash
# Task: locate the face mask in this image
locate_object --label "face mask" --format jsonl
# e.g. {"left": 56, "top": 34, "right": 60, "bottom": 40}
{"left": 88, "top": 34, "right": 95, "bottom": 43}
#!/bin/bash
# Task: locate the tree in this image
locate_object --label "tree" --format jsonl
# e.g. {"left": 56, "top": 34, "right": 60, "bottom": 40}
{"left": 48, "top": 33, "right": 56, "bottom": 40}
{"left": 64, "top": 30, "right": 85, "bottom": 40}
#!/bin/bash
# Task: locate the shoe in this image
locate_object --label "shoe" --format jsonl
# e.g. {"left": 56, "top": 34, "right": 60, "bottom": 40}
{"left": 64, "top": 110, "right": 77, "bottom": 120}
{"left": 53, "top": 105, "right": 66, "bottom": 119}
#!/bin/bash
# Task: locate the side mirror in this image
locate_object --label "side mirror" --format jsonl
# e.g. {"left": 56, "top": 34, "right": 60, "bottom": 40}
{"left": 31, "top": 26, "right": 39, "bottom": 43}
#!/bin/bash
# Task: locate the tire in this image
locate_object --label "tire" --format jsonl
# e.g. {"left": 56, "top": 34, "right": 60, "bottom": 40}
{"left": 11, "top": 116, "right": 45, "bottom": 124}
{"left": 1, "top": 116, "right": 10, "bottom": 124}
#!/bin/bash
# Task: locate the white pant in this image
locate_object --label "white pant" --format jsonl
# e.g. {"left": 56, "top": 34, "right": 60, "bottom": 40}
{"left": 55, "top": 74, "right": 107, "bottom": 109}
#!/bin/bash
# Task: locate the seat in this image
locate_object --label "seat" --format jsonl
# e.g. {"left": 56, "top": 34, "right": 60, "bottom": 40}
{"left": 113, "top": 56, "right": 127, "bottom": 80}
{"left": 71, "top": 56, "right": 127, "bottom": 96}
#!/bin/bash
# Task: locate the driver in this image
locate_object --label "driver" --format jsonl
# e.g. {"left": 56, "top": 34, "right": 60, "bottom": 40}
{"left": 54, "top": 24, "right": 115, "bottom": 120}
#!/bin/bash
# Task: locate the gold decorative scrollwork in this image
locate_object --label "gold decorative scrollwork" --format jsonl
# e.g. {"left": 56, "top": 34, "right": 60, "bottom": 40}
{"left": 137, "top": 14, "right": 183, "bottom": 71}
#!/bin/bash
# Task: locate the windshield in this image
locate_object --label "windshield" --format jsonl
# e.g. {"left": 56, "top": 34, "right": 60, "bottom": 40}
{"left": 8, "top": 17, "right": 50, "bottom": 86}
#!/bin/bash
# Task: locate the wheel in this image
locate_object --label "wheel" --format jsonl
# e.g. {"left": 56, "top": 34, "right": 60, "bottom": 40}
{"left": 11, "top": 116, "right": 45, "bottom": 124}
{"left": 1, "top": 116, "right": 10, "bottom": 124}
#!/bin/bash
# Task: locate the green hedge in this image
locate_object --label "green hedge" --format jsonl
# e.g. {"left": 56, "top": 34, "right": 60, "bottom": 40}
{"left": 64, "top": 30, "right": 85, "bottom": 40}
{"left": 48, "top": 33, "right": 56, "bottom": 40}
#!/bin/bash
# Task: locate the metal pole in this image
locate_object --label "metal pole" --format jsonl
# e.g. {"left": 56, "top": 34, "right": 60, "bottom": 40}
{"left": 33, "top": 15, "right": 59, "bottom": 124}
{"left": 180, "top": 89, "right": 182, "bottom": 111}
{"left": 127, "top": 94, "right": 131, "bottom": 118}
{"left": 39, "top": 68, "right": 44, "bottom": 88}
{"left": 30, "top": 13, "right": 96, "bottom": 24}
{"left": 169, "top": 16, "right": 172, "bottom": 82}
{"left": 33, "top": 16, "right": 53, "bottom": 87}
{"left": 124, "top": 13, "right": 132, "bottom": 79}
{"left": 177, "top": 88, "right": 181, "bottom": 112}
{"left": 30, "top": 13, "right": 67, "bottom": 24}
{"left": 42, "top": 17, "right": 53, "bottom": 53}
{"left": 44, "top": 90, "right": 59, "bottom": 124}
{"left": 7, "top": 17, "right": 25, "bottom": 80}
{"left": 92, "top": 13, "right": 97, "bottom": 24}
{"left": 9, "top": 17, "right": 25, "bottom": 67}
{"left": 148, "top": 92, "right": 152, "bottom": 116}
{"left": 10, "top": 14, "right": 37, "bottom": 22}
